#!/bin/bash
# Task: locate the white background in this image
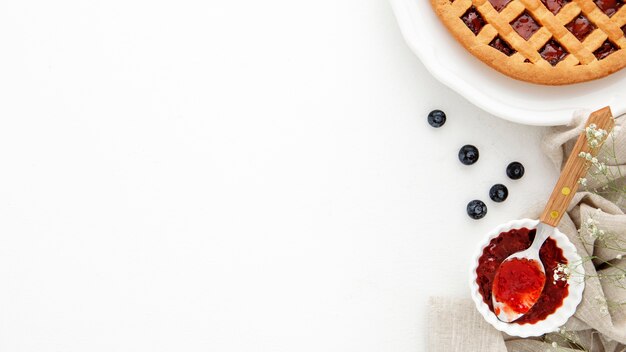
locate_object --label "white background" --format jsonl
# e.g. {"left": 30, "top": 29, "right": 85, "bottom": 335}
{"left": 0, "top": 1, "right": 559, "bottom": 351}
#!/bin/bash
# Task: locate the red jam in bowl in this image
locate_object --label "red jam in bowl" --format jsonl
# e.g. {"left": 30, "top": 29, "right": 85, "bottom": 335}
{"left": 476, "top": 227, "right": 569, "bottom": 324}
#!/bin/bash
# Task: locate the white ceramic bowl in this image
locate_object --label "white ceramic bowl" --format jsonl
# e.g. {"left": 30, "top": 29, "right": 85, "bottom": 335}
{"left": 469, "top": 219, "right": 585, "bottom": 337}
{"left": 389, "top": 0, "right": 626, "bottom": 126}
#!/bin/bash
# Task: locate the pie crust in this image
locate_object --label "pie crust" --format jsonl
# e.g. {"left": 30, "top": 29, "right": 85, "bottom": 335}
{"left": 431, "top": 0, "right": 626, "bottom": 85}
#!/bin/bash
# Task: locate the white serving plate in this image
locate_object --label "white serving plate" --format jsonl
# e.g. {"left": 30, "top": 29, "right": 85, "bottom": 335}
{"left": 469, "top": 219, "right": 585, "bottom": 337}
{"left": 389, "top": 0, "right": 626, "bottom": 126}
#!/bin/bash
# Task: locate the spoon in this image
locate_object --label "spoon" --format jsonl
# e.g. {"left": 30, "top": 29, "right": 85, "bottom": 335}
{"left": 492, "top": 106, "right": 616, "bottom": 323}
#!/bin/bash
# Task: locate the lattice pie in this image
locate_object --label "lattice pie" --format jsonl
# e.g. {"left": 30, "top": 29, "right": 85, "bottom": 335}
{"left": 431, "top": 0, "right": 626, "bottom": 84}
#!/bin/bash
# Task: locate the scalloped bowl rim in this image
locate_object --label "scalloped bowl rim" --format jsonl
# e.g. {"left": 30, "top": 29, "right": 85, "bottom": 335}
{"left": 469, "top": 219, "right": 585, "bottom": 337}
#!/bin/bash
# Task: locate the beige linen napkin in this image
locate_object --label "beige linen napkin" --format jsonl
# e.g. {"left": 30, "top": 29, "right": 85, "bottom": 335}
{"left": 428, "top": 112, "right": 626, "bottom": 352}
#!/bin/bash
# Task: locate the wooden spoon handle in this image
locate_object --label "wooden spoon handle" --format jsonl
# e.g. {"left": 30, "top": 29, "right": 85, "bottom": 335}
{"left": 539, "top": 107, "right": 615, "bottom": 226}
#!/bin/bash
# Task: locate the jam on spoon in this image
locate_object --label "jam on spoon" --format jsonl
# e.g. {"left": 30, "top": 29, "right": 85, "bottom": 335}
{"left": 492, "top": 258, "right": 546, "bottom": 321}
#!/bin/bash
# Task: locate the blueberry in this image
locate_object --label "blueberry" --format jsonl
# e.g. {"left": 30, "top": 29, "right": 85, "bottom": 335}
{"left": 506, "top": 162, "right": 525, "bottom": 180}
{"left": 459, "top": 145, "right": 479, "bottom": 165}
{"left": 467, "top": 200, "right": 487, "bottom": 220}
{"left": 489, "top": 184, "right": 508, "bottom": 202}
{"left": 428, "top": 110, "right": 446, "bottom": 128}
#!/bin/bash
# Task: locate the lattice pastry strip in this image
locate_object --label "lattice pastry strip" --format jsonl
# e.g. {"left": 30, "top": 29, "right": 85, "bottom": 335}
{"left": 476, "top": 0, "right": 548, "bottom": 62}
{"left": 431, "top": 0, "right": 626, "bottom": 84}
{"left": 578, "top": 0, "right": 625, "bottom": 44}
{"left": 613, "top": 6, "right": 626, "bottom": 27}
{"left": 527, "top": 0, "right": 595, "bottom": 64}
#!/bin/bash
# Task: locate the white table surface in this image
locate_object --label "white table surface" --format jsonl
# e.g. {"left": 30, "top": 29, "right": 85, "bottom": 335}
{"left": 0, "top": 1, "right": 559, "bottom": 351}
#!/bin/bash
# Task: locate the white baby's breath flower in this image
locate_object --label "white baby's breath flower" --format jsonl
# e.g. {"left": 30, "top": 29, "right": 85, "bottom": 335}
{"left": 553, "top": 263, "right": 570, "bottom": 282}
{"left": 617, "top": 254, "right": 623, "bottom": 260}
{"left": 551, "top": 342, "right": 558, "bottom": 348}
{"left": 583, "top": 216, "right": 608, "bottom": 240}
{"left": 585, "top": 124, "right": 608, "bottom": 149}
{"left": 594, "top": 295, "right": 609, "bottom": 315}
